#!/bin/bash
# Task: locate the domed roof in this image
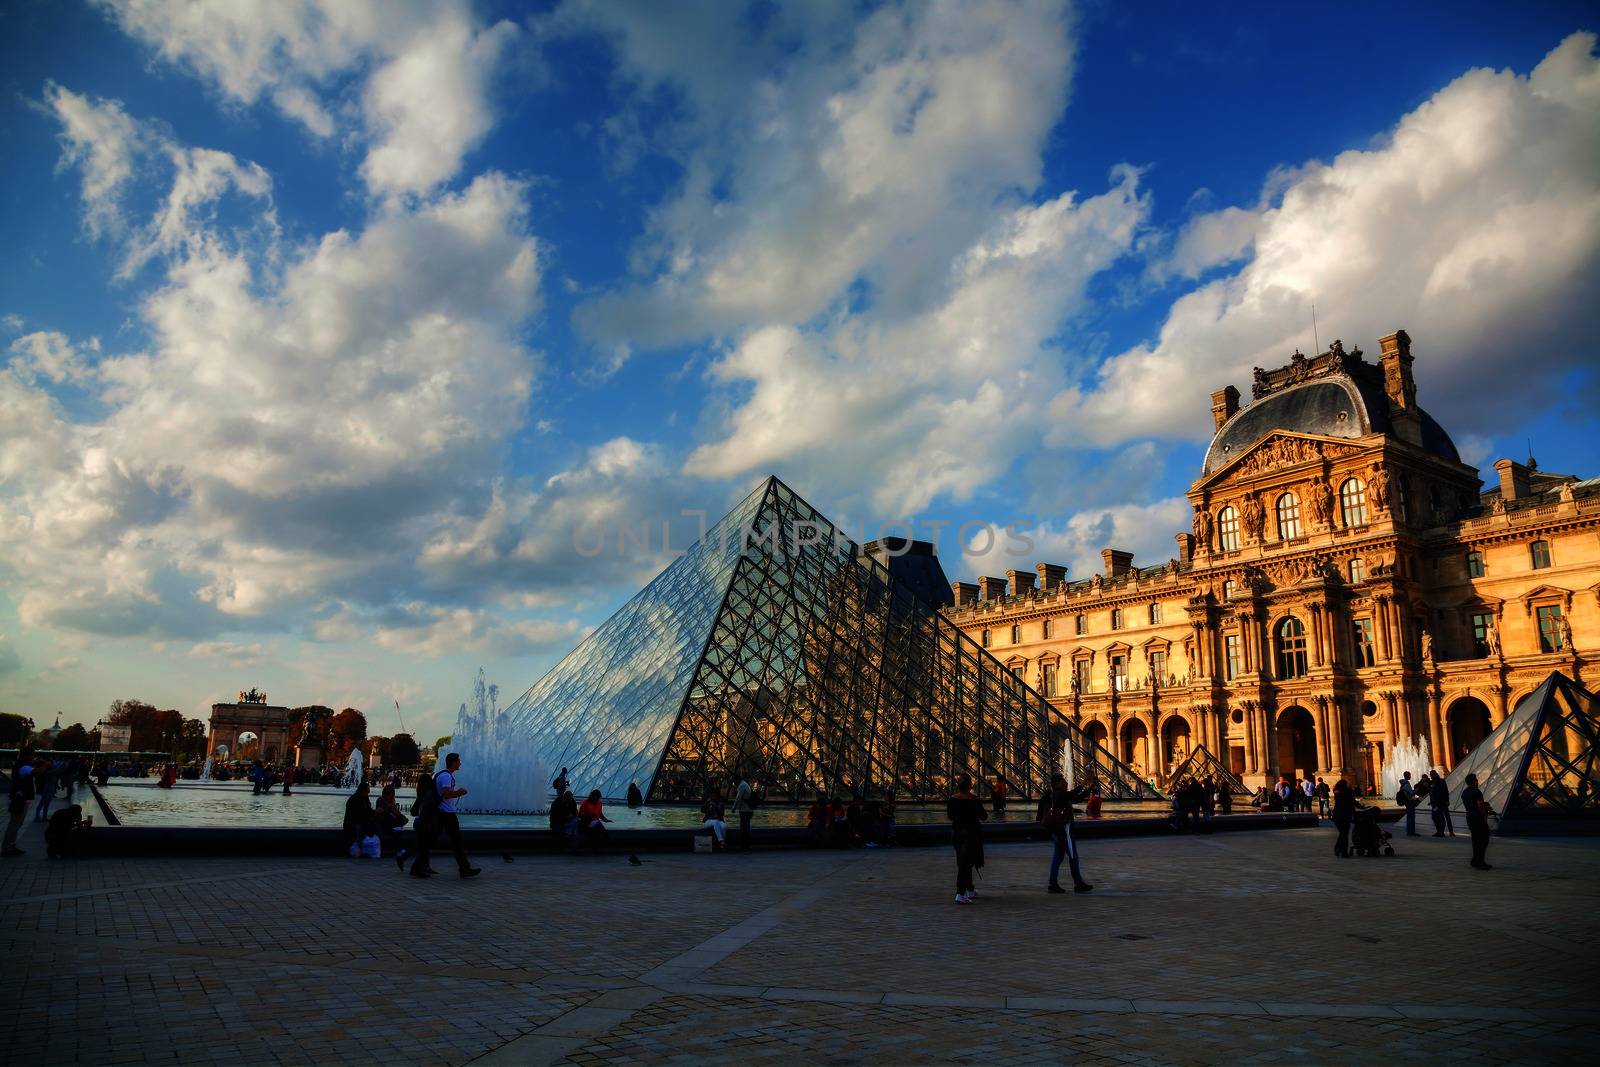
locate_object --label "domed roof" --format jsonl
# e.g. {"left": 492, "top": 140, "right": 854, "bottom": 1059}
{"left": 1203, "top": 375, "right": 1459, "bottom": 475}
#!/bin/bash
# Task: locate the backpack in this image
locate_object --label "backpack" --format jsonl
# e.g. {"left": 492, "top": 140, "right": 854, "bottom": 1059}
{"left": 410, "top": 773, "right": 439, "bottom": 817}
{"left": 1395, "top": 783, "right": 1410, "bottom": 805}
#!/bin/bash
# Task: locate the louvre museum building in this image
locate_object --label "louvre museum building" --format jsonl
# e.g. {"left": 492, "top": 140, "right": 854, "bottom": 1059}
{"left": 947, "top": 330, "right": 1599, "bottom": 793}
{"left": 500, "top": 328, "right": 1595, "bottom": 804}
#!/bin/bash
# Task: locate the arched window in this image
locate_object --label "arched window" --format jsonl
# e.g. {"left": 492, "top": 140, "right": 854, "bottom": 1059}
{"left": 1075, "top": 614, "right": 1087, "bottom": 635}
{"left": 1217, "top": 506, "right": 1240, "bottom": 552}
{"left": 1530, "top": 540, "right": 1552, "bottom": 570}
{"left": 981, "top": 629, "right": 991, "bottom": 648}
{"left": 1111, "top": 608, "right": 1124, "bottom": 630}
{"left": 1276, "top": 493, "right": 1303, "bottom": 540}
{"left": 1010, "top": 624, "right": 1021, "bottom": 644}
{"left": 1339, "top": 478, "right": 1368, "bottom": 528}
{"left": 1149, "top": 602, "right": 1162, "bottom": 624}
{"left": 1275, "top": 616, "right": 1308, "bottom": 678}
{"left": 1348, "top": 557, "right": 1365, "bottom": 583}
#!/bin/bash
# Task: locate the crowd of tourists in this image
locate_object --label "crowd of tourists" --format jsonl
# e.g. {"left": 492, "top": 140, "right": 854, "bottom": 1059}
{"left": 1250, "top": 775, "right": 1329, "bottom": 814}
{"left": 2, "top": 749, "right": 96, "bottom": 859}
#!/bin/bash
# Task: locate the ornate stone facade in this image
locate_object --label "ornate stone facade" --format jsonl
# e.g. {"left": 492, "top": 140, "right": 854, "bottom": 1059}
{"left": 946, "top": 331, "right": 1600, "bottom": 793}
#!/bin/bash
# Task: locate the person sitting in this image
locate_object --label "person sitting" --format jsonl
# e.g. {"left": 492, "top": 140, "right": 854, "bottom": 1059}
{"left": 549, "top": 789, "right": 578, "bottom": 851}
{"left": 626, "top": 781, "right": 644, "bottom": 809}
{"left": 374, "top": 784, "right": 410, "bottom": 867}
{"left": 828, "top": 798, "right": 852, "bottom": 848}
{"left": 577, "top": 789, "right": 610, "bottom": 854}
{"left": 701, "top": 788, "right": 728, "bottom": 852}
{"left": 343, "top": 783, "right": 376, "bottom": 856}
{"left": 805, "top": 798, "right": 828, "bottom": 846}
{"left": 874, "top": 793, "right": 897, "bottom": 846}
{"left": 45, "top": 804, "right": 92, "bottom": 859}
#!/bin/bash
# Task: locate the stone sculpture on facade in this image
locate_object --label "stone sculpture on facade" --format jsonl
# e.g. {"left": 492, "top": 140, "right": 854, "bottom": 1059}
{"left": 1242, "top": 494, "right": 1265, "bottom": 540}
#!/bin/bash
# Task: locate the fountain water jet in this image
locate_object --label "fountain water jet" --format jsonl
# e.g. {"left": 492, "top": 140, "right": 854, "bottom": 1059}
{"left": 198, "top": 755, "right": 214, "bottom": 783}
{"left": 1379, "top": 735, "right": 1433, "bottom": 800}
{"left": 444, "top": 669, "right": 550, "bottom": 814}
{"left": 340, "top": 748, "right": 364, "bottom": 790}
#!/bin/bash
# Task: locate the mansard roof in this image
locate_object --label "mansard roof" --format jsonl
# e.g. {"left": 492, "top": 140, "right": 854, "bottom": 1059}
{"left": 1202, "top": 344, "right": 1459, "bottom": 475}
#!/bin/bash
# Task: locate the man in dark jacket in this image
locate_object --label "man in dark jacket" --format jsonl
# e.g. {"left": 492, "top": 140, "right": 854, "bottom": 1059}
{"left": 1462, "top": 772, "right": 1494, "bottom": 869}
{"left": 1428, "top": 770, "right": 1455, "bottom": 837}
{"left": 4, "top": 751, "right": 36, "bottom": 857}
{"left": 1331, "top": 778, "right": 1356, "bottom": 856}
{"left": 1041, "top": 772, "right": 1093, "bottom": 894}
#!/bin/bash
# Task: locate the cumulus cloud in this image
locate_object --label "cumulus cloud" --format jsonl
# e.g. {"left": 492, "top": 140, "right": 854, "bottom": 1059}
{"left": 94, "top": 0, "right": 517, "bottom": 198}
{"left": 1055, "top": 32, "right": 1600, "bottom": 446}
{"left": 43, "top": 82, "right": 145, "bottom": 236}
{"left": 2, "top": 95, "right": 544, "bottom": 642}
{"left": 958, "top": 498, "right": 1192, "bottom": 581}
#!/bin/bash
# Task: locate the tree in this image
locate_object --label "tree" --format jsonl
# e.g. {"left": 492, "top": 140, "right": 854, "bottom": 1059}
{"left": 179, "top": 718, "right": 208, "bottom": 757}
{"left": 54, "top": 723, "right": 92, "bottom": 751}
{"left": 106, "top": 699, "right": 186, "bottom": 752}
{"left": 387, "top": 733, "right": 421, "bottom": 767}
{"left": 325, "top": 708, "right": 367, "bottom": 765}
{"left": 0, "top": 713, "right": 34, "bottom": 747}
{"left": 434, "top": 734, "right": 452, "bottom": 754}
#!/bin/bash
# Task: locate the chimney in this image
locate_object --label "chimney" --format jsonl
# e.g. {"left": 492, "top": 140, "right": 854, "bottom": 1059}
{"left": 1102, "top": 549, "right": 1134, "bottom": 580}
{"left": 1036, "top": 562, "right": 1068, "bottom": 591}
{"left": 951, "top": 581, "right": 979, "bottom": 607}
{"left": 1175, "top": 532, "right": 1194, "bottom": 567}
{"left": 1377, "top": 330, "right": 1424, "bottom": 446}
{"left": 1008, "top": 569, "right": 1037, "bottom": 597}
{"left": 1210, "top": 385, "right": 1240, "bottom": 430}
{"left": 1493, "top": 459, "right": 1531, "bottom": 504}
{"left": 978, "top": 575, "right": 1009, "bottom": 601}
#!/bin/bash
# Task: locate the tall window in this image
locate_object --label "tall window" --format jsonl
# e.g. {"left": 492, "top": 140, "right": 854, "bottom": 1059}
{"left": 1217, "top": 506, "right": 1240, "bottom": 552}
{"left": 981, "top": 629, "right": 991, "bottom": 648}
{"left": 1537, "top": 605, "right": 1565, "bottom": 652}
{"left": 1428, "top": 484, "right": 1444, "bottom": 521}
{"left": 1397, "top": 476, "right": 1410, "bottom": 520}
{"left": 1467, "top": 551, "right": 1485, "bottom": 578}
{"left": 1276, "top": 493, "right": 1303, "bottom": 540}
{"left": 1073, "top": 659, "right": 1089, "bottom": 693}
{"left": 1222, "top": 579, "right": 1237, "bottom": 601}
{"left": 1074, "top": 614, "right": 1087, "bottom": 636}
{"left": 1041, "top": 618, "right": 1052, "bottom": 639}
{"left": 1010, "top": 624, "right": 1021, "bottom": 644}
{"left": 1149, "top": 602, "right": 1162, "bottom": 624}
{"left": 1041, "top": 662, "right": 1057, "bottom": 697}
{"left": 1110, "top": 654, "right": 1128, "bottom": 691}
{"left": 1111, "top": 608, "right": 1124, "bottom": 630}
{"left": 1339, "top": 478, "right": 1368, "bottom": 528}
{"left": 1352, "top": 617, "right": 1375, "bottom": 667}
{"left": 1275, "top": 616, "right": 1308, "bottom": 678}
{"left": 1470, "top": 611, "right": 1494, "bottom": 658}
{"left": 1348, "top": 557, "right": 1366, "bottom": 584}
{"left": 1149, "top": 650, "right": 1168, "bottom": 685}
{"left": 1224, "top": 634, "right": 1242, "bottom": 680}
{"left": 1530, "top": 540, "right": 1552, "bottom": 570}
{"left": 1011, "top": 663, "right": 1025, "bottom": 683}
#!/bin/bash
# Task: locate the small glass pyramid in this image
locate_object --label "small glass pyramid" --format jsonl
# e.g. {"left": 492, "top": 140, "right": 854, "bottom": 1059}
{"left": 1437, "top": 671, "right": 1600, "bottom": 833}
{"left": 1165, "top": 744, "right": 1251, "bottom": 797}
{"left": 500, "top": 476, "right": 1160, "bottom": 804}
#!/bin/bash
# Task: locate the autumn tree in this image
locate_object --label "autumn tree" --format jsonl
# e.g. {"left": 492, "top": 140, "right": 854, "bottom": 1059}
{"left": 0, "top": 713, "right": 34, "bottom": 747}
{"left": 325, "top": 708, "right": 367, "bottom": 765}
{"left": 106, "top": 699, "right": 186, "bottom": 752}
{"left": 54, "top": 723, "right": 92, "bottom": 751}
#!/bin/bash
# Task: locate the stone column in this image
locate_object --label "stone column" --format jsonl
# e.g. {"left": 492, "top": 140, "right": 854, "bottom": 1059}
{"left": 1377, "top": 596, "right": 1393, "bottom": 661}
{"left": 1260, "top": 703, "right": 1277, "bottom": 780}
{"left": 1310, "top": 605, "right": 1325, "bottom": 668}
{"left": 1429, "top": 690, "right": 1448, "bottom": 769}
{"left": 1243, "top": 700, "right": 1258, "bottom": 775}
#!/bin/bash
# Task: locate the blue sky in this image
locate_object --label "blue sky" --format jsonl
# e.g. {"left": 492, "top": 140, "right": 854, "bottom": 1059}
{"left": 2, "top": 1, "right": 1596, "bottom": 744}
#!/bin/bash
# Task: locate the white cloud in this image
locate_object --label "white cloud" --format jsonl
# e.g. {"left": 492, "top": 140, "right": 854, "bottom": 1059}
{"left": 370, "top": 606, "right": 585, "bottom": 659}
{"left": 1055, "top": 32, "right": 1600, "bottom": 447}
{"left": 42, "top": 82, "right": 145, "bottom": 236}
{"left": 94, "top": 0, "right": 517, "bottom": 199}
{"left": 7, "top": 331, "right": 99, "bottom": 386}
{"left": 3, "top": 97, "right": 544, "bottom": 642}
{"left": 958, "top": 497, "right": 1191, "bottom": 580}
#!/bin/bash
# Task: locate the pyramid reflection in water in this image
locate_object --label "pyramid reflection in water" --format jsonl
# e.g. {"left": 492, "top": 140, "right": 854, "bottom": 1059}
{"left": 500, "top": 476, "right": 1159, "bottom": 804}
{"left": 1439, "top": 671, "right": 1600, "bottom": 834}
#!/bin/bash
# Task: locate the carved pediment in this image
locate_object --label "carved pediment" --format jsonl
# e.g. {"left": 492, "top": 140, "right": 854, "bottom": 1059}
{"left": 1200, "top": 432, "right": 1365, "bottom": 491}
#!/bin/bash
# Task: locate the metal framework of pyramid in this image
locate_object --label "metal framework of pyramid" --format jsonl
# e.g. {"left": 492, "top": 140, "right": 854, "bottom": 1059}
{"left": 1165, "top": 744, "right": 1251, "bottom": 797}
{"left": 1438, "top": 671, "right": 1600, "bottom": 834}
{"left": 501, "top": 476, "right": 1160, "bottom": 804}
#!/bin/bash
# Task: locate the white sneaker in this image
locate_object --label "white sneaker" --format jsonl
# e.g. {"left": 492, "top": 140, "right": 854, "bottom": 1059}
{"left": 955, "top": 893, "right": 973, "bottom": 904}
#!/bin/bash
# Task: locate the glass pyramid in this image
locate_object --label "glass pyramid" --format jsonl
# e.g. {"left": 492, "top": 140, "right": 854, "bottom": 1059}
{"left": 1165, "top": 744, "right": 1251, "bottom": 797}
{"left": 1438, "top": 671, "right": 1600, "bottom": 834}
{"left": 501, "top": 476, "right": 1159, "bottom": 804}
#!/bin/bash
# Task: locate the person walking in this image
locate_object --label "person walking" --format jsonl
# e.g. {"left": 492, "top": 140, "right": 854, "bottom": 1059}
{"left": 4, "top": 751, "right": 35, "bottom": 857}
{"left": 946, "top": 774, "right": 987, "bottom": 904}
{"left": 412, "top": 754, "right": 480, "bottom": 879}
{"left": 1396, "top": 772, "right": 1420, "bottom": 836}
{"left": 1301, "top": 777, "right": 1316, "bottom": 813}
{"left": 1040, "top": 771, "right": 1093, "bottom": 894}
{"left": 1428, "top": 770, "right": 1455, "bottom": 837}
{"left": 733, "top": 775, "right": 754, "bottom": 852}
{"left": 33, "top": 759, "right": 57, "bottom": 823}
{"left": 1462, "top": 772, "right": 1495, "bottom": 870}
{"left": 1331, "top": 779, "right": 1355, "bottom": 857}
{"left": 701, "top": 787, "right": 728, "bottom": 852}
{"left": 1315, "top": 777, "right": 1330, "bottom": 817}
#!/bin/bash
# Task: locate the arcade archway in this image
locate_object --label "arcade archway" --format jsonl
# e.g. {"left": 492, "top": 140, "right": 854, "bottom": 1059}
{"left": 1447, "top": 697, "right": 1493, "bottom": 765}
{"left": 1085, "top": 721, "right": 1109, "bottom": 751}
{"left": 1161, "top": 715, "right": 1192, "bottom": 769}
{"left": 1121, "top": 718, "right": 1149, "bottom": 777}
{"left": 1276, "top": 706, "right": 1317, "bottom": 777}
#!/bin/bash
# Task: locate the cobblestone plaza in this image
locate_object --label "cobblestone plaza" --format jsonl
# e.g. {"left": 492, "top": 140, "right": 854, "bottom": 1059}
{"left": 3, "top": 825, "right": 1596, "bottom": 1064}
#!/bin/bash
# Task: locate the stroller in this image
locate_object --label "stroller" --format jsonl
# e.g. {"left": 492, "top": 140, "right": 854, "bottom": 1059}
{"left": 1349, "top": 805, "right": 1394, "bottom": 857}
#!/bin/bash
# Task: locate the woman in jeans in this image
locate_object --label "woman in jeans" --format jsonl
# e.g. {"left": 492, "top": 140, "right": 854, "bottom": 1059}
{"left": 1040, "top": 771, "right": 1093, "bottom": 894}
{"left": 946, "top": 775, "right": 988, "bottom": 904}
{"left": 701, "top": 787, "right": 728, "bottom": 852}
